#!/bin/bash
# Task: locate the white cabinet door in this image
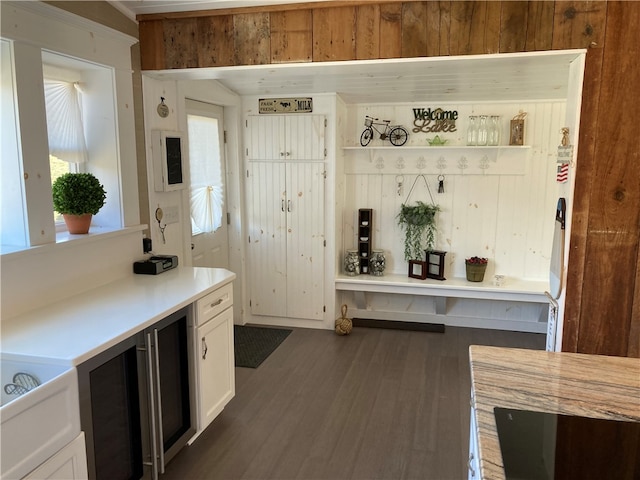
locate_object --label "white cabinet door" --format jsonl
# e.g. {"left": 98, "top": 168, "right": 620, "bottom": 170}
{"left": 247, "top": 114, "right": 325, "bottom": 160}
{"left": 197, "top": 306, "right": 235, "bottom": 431}
{"left": 468, "top": 406, "right": 480, "bottom": 480}
{"left": 247, "top": 161, "right": 288, "bottom": 317}
{"left": 24, "top": 433, "right": 88, "bottom": 480}
{"left": 285, "top": 162, "right": 325, "bottom": 320}
{"left": 247, "top": 162, "right": 325, "bottom": 320}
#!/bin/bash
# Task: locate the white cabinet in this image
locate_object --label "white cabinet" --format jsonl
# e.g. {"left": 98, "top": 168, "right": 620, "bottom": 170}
{"left": 247, "top": 161, "right": 325, "bottom": 320}
{"left": 247, "top": 114, "right": 325, "bottom": 160}
{"left": 468, "top": 403, "right": 480, "bottom": 480}
{"left": 24, "top": 433, "right": 88, "bottom": 480}
{"left": 193, "top": 283, "right": 235, "bottom": 436}
{"left": 246, "top": 114, "right": 326, "bottom": 321}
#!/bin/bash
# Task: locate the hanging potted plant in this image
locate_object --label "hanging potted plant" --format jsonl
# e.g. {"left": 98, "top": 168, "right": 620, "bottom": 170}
{"left": 52, "top": 172, "right": 106, "bottom": 234}
{"left": 397, "top": 200, "right": 440, "bottom": 261}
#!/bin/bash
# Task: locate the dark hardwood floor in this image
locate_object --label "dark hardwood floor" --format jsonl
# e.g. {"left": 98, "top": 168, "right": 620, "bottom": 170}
{"left": 164, "top": 325, "right": 545, "bottom": 480}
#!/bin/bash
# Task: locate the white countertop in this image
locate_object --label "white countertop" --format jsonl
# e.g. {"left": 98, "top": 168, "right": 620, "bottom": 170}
{"left": 0, "top": 267, "right": 235, "bottom": 366}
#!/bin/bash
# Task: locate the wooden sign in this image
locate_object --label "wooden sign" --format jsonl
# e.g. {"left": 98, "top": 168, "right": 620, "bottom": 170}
{"left": 259, "top": 98, "right": 313, "bottom": 114}
{"left": 412, "top": 107, "right": 458, "bottom": 134}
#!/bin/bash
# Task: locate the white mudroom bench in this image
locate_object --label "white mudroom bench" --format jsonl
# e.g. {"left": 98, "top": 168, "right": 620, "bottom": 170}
{"left": 335, "top": 274, "right": 550, "bottom": 333}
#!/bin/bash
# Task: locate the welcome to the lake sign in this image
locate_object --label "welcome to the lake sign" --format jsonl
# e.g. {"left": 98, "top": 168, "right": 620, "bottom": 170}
{"left": 412, "top": 107, "right": 458, "bottom": 134}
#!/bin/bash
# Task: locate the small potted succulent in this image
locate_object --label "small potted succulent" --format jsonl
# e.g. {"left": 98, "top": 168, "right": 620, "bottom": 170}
{"left": 465, "top": 256, "right": 488, "bottom": 282}
{"left": 52, "top": 172, "right": 106, "bottom": 234}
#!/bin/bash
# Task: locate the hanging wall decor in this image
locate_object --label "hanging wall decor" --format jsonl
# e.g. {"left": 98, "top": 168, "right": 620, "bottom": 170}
{"left": 397, "top": 175, "right": 440, "bottom": 276}
{"left": 412, "top": 107, "right": 458, "bottom": 135}
{"left": 259, "top": 97, "right": 312, "bottom": 114}
{"left": 157, "top": 97, "right": 169, "bottom": 118}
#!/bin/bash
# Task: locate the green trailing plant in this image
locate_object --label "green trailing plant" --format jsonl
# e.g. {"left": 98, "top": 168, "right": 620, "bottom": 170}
{"left": 52, "top": 172, "right": 106, "bottom": 216}
{"left": 397, "top": 201, "right": 440, "bottom": 261}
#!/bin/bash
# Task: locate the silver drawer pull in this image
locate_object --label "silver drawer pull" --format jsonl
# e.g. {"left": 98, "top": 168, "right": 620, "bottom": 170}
{"left": 210, "top": 298, "right": 223, "bottom": 308}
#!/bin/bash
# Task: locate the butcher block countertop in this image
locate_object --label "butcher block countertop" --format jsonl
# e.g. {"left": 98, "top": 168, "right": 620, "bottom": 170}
{"left": 469, "top": 345, "right": 640, "bottom": 479}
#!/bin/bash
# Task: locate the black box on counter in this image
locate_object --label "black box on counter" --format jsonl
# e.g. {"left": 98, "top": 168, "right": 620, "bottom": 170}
{"left": 133, "top": 255, "right": 178, "bottom": 275}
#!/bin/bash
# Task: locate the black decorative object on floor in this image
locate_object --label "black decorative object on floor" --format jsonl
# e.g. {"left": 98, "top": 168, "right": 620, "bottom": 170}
{"left": 234, "top": 325, "right": 292, "bottom": 368}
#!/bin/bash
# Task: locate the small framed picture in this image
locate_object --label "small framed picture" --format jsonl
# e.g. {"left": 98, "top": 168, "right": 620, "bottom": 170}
{"left": 408, "top": 260, "right": 428, "bottom": 280}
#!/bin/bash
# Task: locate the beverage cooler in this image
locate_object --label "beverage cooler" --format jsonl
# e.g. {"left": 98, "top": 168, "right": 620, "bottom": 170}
{"left": 78, "top": 306, "right": 195, "bottom": 480}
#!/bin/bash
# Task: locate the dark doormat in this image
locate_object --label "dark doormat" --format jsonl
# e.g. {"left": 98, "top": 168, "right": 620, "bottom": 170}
{"left": 234, "top": 325, "right": 292, "bottom": 368}
{"left": 352, "top": 318, "right": 445, "bottom": 333}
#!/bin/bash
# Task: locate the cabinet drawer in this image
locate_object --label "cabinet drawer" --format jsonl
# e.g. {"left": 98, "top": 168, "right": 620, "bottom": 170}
{"left": 196, "top": 283, "right": 233, "bottom": 325}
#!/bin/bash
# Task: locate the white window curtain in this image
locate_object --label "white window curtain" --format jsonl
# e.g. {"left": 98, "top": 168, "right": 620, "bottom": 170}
{"left": 44, "top": 79, "right": 88, "bottom": 164}
{"left": 188, "top": 114, "right": 223, "bottom": 233}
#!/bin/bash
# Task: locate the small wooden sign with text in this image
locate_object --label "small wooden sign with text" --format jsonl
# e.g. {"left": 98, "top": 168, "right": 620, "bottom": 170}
{"left": 259, "top": 98, "right": 313, "bottom": 114}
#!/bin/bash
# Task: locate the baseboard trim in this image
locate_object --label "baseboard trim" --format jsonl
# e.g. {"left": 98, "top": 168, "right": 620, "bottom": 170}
{"left": 352, "top": 317, "right": 445, "bottom": 333}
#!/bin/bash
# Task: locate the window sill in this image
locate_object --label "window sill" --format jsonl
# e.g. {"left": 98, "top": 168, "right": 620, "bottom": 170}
{"left": 1, "top": 225, "right": 148, "bottom": 260}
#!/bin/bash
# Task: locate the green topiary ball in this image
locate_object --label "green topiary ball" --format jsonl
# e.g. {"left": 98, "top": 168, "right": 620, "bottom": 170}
{"left": 52, "top": 172, "right": 107, "bottom": 215}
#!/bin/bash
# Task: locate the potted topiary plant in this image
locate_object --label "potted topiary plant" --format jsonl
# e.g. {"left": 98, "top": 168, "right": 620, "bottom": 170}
{"left": 52, "top": 172, "right": 106, "bottom": 234}
{"left": 397, "top": 200, "right": 440, "bottom": 262}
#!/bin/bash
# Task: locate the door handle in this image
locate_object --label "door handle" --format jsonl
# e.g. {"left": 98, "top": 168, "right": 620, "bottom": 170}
{"left": 153, "top": 329, "right": 165, "bottom": 474}
{"left": 202, "top": 337, "right": 208, "bottom": 360}
{"left": 281, "top": 199, "right": 285, "bottom": 212}
{"left": 287, "top": 200, "right": 292, "bottom": 212}
{"left": 145, "top": 333, "right": 159, "bottom": 480}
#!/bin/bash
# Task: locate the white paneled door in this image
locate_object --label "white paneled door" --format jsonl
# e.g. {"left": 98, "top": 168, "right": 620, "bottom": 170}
{"left": 246, "top": 114, "right": 326, "bottom": 321}
{"left": 247, "top": 162, "right": 325, "bottom": 320}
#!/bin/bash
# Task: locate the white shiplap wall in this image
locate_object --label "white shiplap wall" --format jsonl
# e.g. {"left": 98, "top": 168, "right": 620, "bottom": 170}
{"left": 342, "top": 101, "right": 566, "bottom": 282}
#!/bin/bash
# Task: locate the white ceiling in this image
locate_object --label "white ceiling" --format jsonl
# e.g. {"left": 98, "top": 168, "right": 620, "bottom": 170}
{"left": 145, "top": 50, "right": 585, "bottom": 104}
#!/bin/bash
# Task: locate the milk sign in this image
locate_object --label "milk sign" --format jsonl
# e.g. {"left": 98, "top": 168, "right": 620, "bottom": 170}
{"left": 412, "top": 107, "right": 458, "bottom": 134}
{"left": 259, "top": 97, "right": 313, "bottom": 114}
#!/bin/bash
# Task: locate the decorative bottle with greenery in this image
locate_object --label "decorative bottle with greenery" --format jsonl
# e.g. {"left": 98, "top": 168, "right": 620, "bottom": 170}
{"left": 397, "top": 201, "right": 440, "bottom": 261}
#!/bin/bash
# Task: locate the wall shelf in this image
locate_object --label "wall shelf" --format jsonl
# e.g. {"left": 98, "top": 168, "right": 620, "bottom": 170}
{"left": 342, "top": 145, "right": 531, "bottom": 175}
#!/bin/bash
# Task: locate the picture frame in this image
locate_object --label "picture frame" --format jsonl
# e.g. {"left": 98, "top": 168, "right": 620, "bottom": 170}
{"left": 425, "top": 250, "right": 447, "bottom": 281}
{"left": 408, "top": 260, "right": 428, "bottom": 280}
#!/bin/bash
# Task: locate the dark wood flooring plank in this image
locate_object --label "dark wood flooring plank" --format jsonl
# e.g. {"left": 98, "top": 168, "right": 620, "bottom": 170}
{"left": 163, "top": 326, "right": 545, "bottom": 480}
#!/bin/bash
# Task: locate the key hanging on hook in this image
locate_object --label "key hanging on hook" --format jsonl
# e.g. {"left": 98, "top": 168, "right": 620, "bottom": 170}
{"left": 438, "top": 175, "right": 445, "bottom": 194}
{"left": 396, "top": 175, "right": 404, "bottom": 197}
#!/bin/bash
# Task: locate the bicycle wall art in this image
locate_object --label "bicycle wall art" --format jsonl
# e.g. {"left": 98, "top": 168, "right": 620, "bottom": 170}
{"left": 360, "top": 116, "right": 409, "bottom": 147}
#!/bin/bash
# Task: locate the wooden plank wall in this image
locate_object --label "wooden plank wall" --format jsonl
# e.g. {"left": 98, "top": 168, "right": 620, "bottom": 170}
{"left": 137, "top": 1, "right": 640, "bottom": 358}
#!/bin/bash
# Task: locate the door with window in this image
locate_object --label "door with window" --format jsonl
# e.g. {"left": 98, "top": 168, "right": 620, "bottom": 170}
{"left": 186, "top": 100, "right": 229, "bottom": 269}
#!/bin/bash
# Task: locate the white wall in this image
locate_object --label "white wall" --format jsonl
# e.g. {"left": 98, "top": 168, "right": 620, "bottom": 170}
{"left": 341, "top": 101, "right": 566, "bottom": 282}
{"left": 0, "top": 2, "right": 142, "bottom": 320}
{"left": 141, "top": 76, "right": 246, "bottom": 322}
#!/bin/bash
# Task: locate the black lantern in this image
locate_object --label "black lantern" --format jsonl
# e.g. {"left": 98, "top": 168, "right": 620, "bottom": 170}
{"left": 425, "top": 250, "right": 446, "bottom": 281}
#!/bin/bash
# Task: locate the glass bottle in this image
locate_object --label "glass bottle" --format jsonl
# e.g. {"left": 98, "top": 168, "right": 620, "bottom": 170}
{"left": 488, "top": 115, "right": 501, "bottom": 146}
{"left": 466, "top": 116, "right": 478, "bottom": 146}
{"left": 370, "top": 250, "right": 386, "bottom": 276}
{"left": 344, "top": 249, "right": 360, "bottom": 276}
{"left": 477, "top": 115, "right": 488, "bottom": 146}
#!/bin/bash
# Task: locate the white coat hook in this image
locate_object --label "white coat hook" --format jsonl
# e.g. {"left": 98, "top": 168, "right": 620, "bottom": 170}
{"left": 416, "top": 156, "right": 426, "bottom": 170}
{"left": 458, "top": 156, "right": 468, "bottom": 171}
{"left": 375, "top": 157, "right": 385, "bottom": 170}
{"left": 396, "top": 157, "right": 405, "bottom": 170}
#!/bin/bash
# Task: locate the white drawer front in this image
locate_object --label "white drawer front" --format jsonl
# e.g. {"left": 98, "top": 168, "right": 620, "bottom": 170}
{"left": 196, "top": 283, "right": 233, "bottom": 325}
